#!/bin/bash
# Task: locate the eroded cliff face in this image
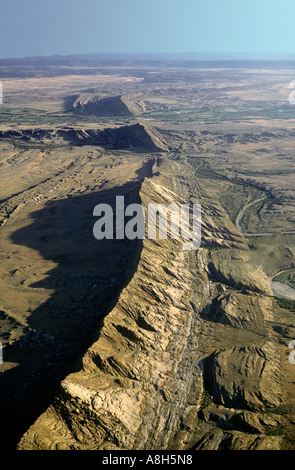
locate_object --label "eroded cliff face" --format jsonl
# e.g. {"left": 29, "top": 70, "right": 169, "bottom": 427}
{"left": 17, "top": 157, "right": 285, "bottom": 450}
{"left": 72, "top": 93, "right": 147, "bottom": 117}
{"left": 0, "top": 123, "right": 168, "bottom": 152}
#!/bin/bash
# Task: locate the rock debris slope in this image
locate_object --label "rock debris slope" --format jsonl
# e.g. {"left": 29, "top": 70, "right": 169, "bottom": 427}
{"left": 18, "top": 157, "right": 284, "bottom": 450}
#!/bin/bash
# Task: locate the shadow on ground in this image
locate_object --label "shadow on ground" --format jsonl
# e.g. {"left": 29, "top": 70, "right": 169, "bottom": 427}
{"left": 0, "top": 160, "right": 154, "bottom": 449}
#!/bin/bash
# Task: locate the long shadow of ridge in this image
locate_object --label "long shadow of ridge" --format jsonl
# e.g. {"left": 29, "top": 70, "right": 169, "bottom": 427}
{"left": 0, "top": 159, "right": 154, "bottom": 449}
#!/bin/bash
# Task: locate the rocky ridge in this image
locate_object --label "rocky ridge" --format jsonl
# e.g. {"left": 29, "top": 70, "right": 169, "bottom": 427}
{"left": 17, "top": 156, "right": 285, "bottom": 450}
{"left": 0, "top": 123, "right": 168, "bottom": 152}
{"left": 72, "top": 93, "right": 146, "bottom": 117}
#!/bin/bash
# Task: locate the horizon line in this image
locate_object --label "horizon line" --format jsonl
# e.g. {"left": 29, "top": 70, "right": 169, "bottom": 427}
{"left": 1, "top": 51, "right": 295, "bottom": 62}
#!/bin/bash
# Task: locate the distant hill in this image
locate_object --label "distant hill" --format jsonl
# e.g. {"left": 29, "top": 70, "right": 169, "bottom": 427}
{"left": 0, "top": 123, "right": 168, "bottom": 152}
{"left": 72, "top": 93, "right": 146, "bottom": 117}
{"left": 1, "top": 51, "right": 295, "bottom": 66}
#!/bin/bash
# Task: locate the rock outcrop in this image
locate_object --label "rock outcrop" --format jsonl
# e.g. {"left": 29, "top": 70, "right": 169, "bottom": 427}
{"left": 72, "top": 93, "right": 146, "bottom": 117}
{"left": 0, "top": 123, "right": 168, "bottom": 152}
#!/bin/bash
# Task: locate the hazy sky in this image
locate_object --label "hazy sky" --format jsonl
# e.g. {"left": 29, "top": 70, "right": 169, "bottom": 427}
{"left": 0, "top": 0, "right": 294, "bottom": 58}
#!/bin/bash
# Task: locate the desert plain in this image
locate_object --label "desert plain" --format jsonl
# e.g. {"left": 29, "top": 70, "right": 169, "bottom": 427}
{"left": 0, "top": 58, "right": 295, "bottom": 450}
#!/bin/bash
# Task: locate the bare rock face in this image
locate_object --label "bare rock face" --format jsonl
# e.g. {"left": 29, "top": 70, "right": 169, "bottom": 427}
{"left": 72, "top": 93, "right": 146, "bottom": 117}
{"left": 17, "top": 158, "right": 284, "bottom": 451}
{"left": 203, "top": 341, "right": 282, "bottom": 411}
{"left": 200, "top": 403, "right": 284, "bottom": 433}
{"left": 195, "top": 430, "right": 283, "bottom": 450}
{"left": 0, "top": 123, "right": 168, "bottom": 152}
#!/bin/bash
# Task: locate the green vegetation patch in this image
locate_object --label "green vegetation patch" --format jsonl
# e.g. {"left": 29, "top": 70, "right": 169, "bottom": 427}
{"left": 275, "top": 297, "right": 295, "bottom": 312}
{"left": 0, "top": 107, "right": 135, "bottom": 126}
{"left": 141, "top": 104, "right": 295, "bottom": 123}
{"left": 273, "top": 269, "right": 295, "bottom": 289}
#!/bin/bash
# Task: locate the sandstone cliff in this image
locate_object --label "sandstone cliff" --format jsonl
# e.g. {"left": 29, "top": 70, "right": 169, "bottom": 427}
{"left": 0, "top": 123, "right": 168, "bottom": 152}
{"left": 72, "top": 93, "right": 146, "bottom": 117}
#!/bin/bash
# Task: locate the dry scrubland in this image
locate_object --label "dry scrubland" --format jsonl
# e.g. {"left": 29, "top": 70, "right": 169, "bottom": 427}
{"left": 0, "top": 62, "right": 295, "bottom": 450}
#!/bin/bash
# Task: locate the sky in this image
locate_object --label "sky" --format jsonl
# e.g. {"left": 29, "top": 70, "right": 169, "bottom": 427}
{"left": 0, "top": 0, "right": 294, "bottom": 59}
